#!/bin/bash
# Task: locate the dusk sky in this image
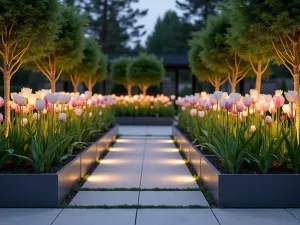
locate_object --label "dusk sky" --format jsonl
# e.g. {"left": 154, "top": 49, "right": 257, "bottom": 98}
{"left": 135, "top": 0, "right": 180, "bottom": 45}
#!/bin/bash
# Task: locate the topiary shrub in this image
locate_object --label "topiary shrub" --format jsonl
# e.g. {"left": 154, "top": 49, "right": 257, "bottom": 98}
{"left": 111, "top": 57, "right": 133, "bottom": 96}
{"left": 127, "top": 54, "right": 164, "bottom": 95}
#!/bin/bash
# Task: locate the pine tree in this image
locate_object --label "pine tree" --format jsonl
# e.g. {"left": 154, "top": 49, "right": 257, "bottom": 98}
{"left": 146, "top": 10, "right": 195, "bottom": 52}
{"left": 176, "top": 0, "right": 221, "bottom": 28}
{"left": 66, "top": 0, "right": 148, "bottom": 52}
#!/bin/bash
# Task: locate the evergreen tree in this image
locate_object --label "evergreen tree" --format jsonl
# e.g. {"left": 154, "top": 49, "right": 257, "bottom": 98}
{"left": 66, "top": 0, "right": 148, "bottom": 52}
{"left": 176, "top": 0, "right": 221, "bottom": 28}
{"left": 146, "top": 10, "right": 194, "bottom": 52}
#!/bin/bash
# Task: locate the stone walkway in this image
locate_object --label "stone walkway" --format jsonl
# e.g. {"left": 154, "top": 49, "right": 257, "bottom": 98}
{"left": 1, "top": 126, "right": 300, "bottom": 225}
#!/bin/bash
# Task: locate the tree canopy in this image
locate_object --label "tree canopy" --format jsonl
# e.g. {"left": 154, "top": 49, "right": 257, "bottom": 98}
{"left": 0, "top": 0, "right": 62, "bottom": 136}
{"left": 127, "top": 54, "right": 164, "bottom": 95}
{"left": 146, "top": 10, "right": 194, "bottom": 52}
{"left": 31, "top": 4, "right": 86, "bottom": 92}
{"left": 111, "top": 57, "right": 133, "bottom": 95}
{"left": 189, "top": 33, "right": 227, "bottom": 91}
{"left": 199, "top": 13, "right": 251, "bottom": 93}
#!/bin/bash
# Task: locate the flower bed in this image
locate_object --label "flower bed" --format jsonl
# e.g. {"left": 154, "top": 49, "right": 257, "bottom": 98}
{"left": 174, "top": 90, "right": 300, "bottom": 207}
{"left": 0, "top": 88, "right": 118, "bottom": 207}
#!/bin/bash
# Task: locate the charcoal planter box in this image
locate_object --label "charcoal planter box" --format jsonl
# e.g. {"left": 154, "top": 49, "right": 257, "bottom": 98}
{"left": 0, "top": 125, "right": 119, "bottom": 208}
{"left": 116, "top": 116, "right": 173, "bottom": 125}
{"left": 172, "top": 125, "right": 300, "bottom": 208}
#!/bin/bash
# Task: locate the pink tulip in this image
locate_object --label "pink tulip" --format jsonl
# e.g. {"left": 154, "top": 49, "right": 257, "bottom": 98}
{"left": 35, "top": 100, "right": 46, "bottom": 111}
{"left": 250, "top": 125, "right": 256, "bottom": 133}
{"left": 225, "top": 99, "right": 233, "bottom": 111}
{"left": 190, "top": 109, "right": 197, "bottom": 117}
{"left": 265, "top": 116, "right": 272, "bottom": 125}
{"left": 255, "top": 103, "right": 262, "bottom": 113}
{"left": 75, "top": 108, "right": 82, "bottom": 116}
{"left": 213, "top": 91, "right": 223, "bottom": 100}
{"left": 0, "top": 113, "right": 3, "bottom": 123}
{"left": 198, "top": 111, "right": 205, "bottom": 118}
{"left": 58, "top": 113, "right": 67, "bottom": 123}
{"left": 272, "top": 96, "right": 285, "bottom": 108}
{"left": 280, "top": 114, "right": 286, "bottom": 121}
{"left": 22, "top": 106, "right": 29, "bottom": 115}
{"left": 285, "top": 91, "right": 298, "bottom": 103}
{"left": 242, "top": 96, "right": 252, "bottom": 107}
{"left": 236, "top": 102, "right": 244, "bottom": 112}
{"left": 0, "top": 97, "right": 4, "bottom": 107}
{"left": 13, "top": 94, "right": 25, "bottom": 106}
{"left": 288, "top": 111, "right": 294, "bottom": 119}
{"left": 181, "top": 106, "right": 186, "bottom": 111}
{"left": 219, "top": 99, "right": 226, "bottom": 109}
{"left": 33, "top": 112, "right": 40, "bottom": 121}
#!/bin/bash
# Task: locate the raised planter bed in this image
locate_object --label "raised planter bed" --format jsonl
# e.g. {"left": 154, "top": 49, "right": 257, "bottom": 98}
{"left": 0, "top": 125, "right": 118, "bottom": 208}
{"left": 173, "top": 125, "right": 300, "bottom": 208}
{"left": 116, "top": 116, "right": 173, "bottom": 125}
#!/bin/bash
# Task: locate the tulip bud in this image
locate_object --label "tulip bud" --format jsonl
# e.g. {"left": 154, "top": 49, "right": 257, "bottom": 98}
{"left": 0, "top": 113, "right": 3, "bottom": 123}
{"left": 198, "top": 111, "right": 205, "bottom": 118}
{"left": 250, "top": 125, "right": 256, "bottom": 133}
{"left": 265, "top": 116, "right": 272, "bottom": 125}
{"left": 190, "top": 109, "right": 197, "bottom": 117}
{"left": 99, "top": 111, "right": 102, "bottom": 116}
{"left": 21, "top": 118, "right": 28, "bottom": 126}
{"left": 33, "top": 112, "right": 40, "bottom": 121}
{"left": 89, "top": 112, "right": 93, "bottom": 117}
{"left": 58, "top": 113, "right": 67, "bottom": 123}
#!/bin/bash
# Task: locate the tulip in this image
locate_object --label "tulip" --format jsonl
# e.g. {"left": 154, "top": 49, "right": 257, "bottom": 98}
{"left": 198, "top": 111, "right": 205, "bottom": 118}
{"left": 0, "top": 97, "right": 4, "bottom": 107}
{"left": 249, "top": 89, "right": 258, "bottom": 103}
{"left": 170, "top": 95, "right": 176, "bottom": 100}
{"left": 0, "top": 113, "right": 3, "bottom": 123}
{"left": 33, "top": 112, "right": 40, "bottom": 121}
{"left": 99, "top": 111, "right": 102, "bottom": 116}
{"left": 75, "top": 108, "right": 83, "bottom": 116}
{"left": 219, "top": 99, "right": 226, "bottom": 109}
{"left": 282, "top": 104, "right": 290, "bottom": 114}
{"left": 255, "top": 103, "right": 262, "bottom": 113}
{"left": 204, "top": 102, "right": 211, "bottom": 111}
{"left": 84, "top": 91, "right": 92, "bottom": 100}
{"left": 190, "top": 109, "right": 197, "bottom": 117}
{"left": 229, "top": 93, "right": 241, "bottom": 103}
{"left": 13, "top": 94, "right": 25, "bottom": 106}
{"left": 242, "top": 96, "right": 252, "bottom": 107}
{"left": 285, "top": 91, "right": 298, "bottom": 102}
{"left": 46, "top": 93, "right": 59, "bottom": 104}
{"left": 35, "top": 100, "right": 46, "bottom": 111}
{"left": 236, "top": 102, "right": 244, "bottom": 112}
{"left": 21, "top": 118, "right": 28, "bottom": 126}
{"left": 21, "top": 87, "right": 32, "bottom": 98}
{"left": 58, "top": 113, "right": 67, "bottom": 123}
{"left": 275, "top": 90, "right": 283, "bottom": 96}
{"left": 288, "top": 111, "right": 294, "bottom": 119}
{"left": 265, "top": 116, "right": 272, "bottom": 125}
{"left": 225, "top": 99, "right": 233, "bottom": 111}
{"left": 213, "top": 91, "right": 223, "bottom": 100}
{"left": 181, "top": 106, "right": 186, "bottom": 111}
{"left": 89, "top": 112, "right": 93, "bottom": 117}
{"left": 250, "top": 125, "right": 256, "bottom": 133}
{"left": 22, "top": 106, "right": 29, "bottom": 115}
{"left": 280, "top": 114, "right": 286, "bottom": 121}
{"left": 272, "top": 96, "right": 285, "bottom": 108}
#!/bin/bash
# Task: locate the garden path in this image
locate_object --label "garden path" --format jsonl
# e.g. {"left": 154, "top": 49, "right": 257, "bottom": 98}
{"left": 1, "top": 126, "right": 300, "bottom": 225}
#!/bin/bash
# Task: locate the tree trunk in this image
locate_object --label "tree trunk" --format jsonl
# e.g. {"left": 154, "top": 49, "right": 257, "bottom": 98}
{"left": 231, "top": 82, "right": 236, "bottom": 93}
{"left": 3, "top": 63, "right": 10, "bottom": 137}
{"left": 73, "top": 83, "right": 78, "bottom": 93}
{"left": 126, "top": 84, "right": 132, "bottom": 96}
{"left": 292, "top": 42, "right": 300, "bottom": 144}
{"left": 50, "top": 80, "right": 56, "bottom": 93}
{"left": 215, "top": 83, "right": 220, "bottom": 91}
{"left": 256, "top": 72, "right": 262, "bottom": 93}
{"left": 142, "top": 85, "right": 148, "bottom": 96}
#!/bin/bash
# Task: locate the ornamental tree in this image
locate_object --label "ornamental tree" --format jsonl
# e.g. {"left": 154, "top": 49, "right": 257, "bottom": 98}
{"left": 199, "top": 13, "right": 251, "bottom": 93}
{"left": 111, "top": 57, "right": 133, "bottom": 96}
{"left": 227, "top": 0, "right": 300, "bottom": 142}
{"left": 0, "top": 0, "right": 61, "bottom": 136}
{"left": 32, "top": 4, "right": 86, "bottom": 92}
{"left": 228, "top": 0, "right": 275, "bottom": 93}
{"left": 80, "top": 37, "right": 101, "bottom": 92}
{"left": 84, "top": 52, "right": 107, "bottom": 92}
{"left": 189, "top": 33, "right": 227, "bottom": 91}
{"left": 127, "top": 54, "right": 164, "bottom": 96}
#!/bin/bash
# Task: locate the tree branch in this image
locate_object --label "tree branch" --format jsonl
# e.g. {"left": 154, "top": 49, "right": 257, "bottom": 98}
{"left": 272, "top": 41, "right": 294, "bottom": 75}
{"left": 36, "top": 61, "right": 51, "bottom": 81}
{"left": 249, "top": 58, "right": 258, "bottom": 74}
{"left": 11, "top": 61, "right": 23, "bottom": 76}
{"left": 261, "top": 60, "right": 270, "bottom": 74}
{"left": 55, "top": 67, "right": 63, "bottom": 82}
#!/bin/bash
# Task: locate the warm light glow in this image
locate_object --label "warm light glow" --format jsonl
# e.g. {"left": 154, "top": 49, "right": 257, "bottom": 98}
{"left": 152, "top": 159, "right": 185, "bottom": 165}
{"left": 152, "top": 139, "right": 173, "bottom": 143}
{"left": 117, "top": 139, "right": 136, "bottom": 143}
{"left": 158, "top": 148, "right": 179, "bottom": 153}
{"left": 101, "top": 159, "right": 135, "bottom": 165}
{"left": 164, "top": 175, "right": 196, "bottom": 183}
